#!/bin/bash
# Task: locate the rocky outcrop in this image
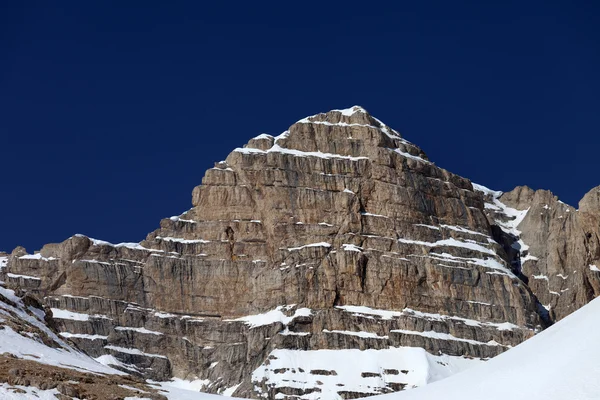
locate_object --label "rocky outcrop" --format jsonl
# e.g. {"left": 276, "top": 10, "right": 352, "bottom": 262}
{"left": 3, "top": 106, "right": 596, "bottom": 399}
{"left": 0, "top": 279, "right": 166, "bottom": 399}
{"left": 476, "top": 184, "right": 600, "bottom": 322}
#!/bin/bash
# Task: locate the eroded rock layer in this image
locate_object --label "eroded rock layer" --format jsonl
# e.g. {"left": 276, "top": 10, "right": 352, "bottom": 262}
{"left": 4, "top": 106, "right": 589, "bottom": 400}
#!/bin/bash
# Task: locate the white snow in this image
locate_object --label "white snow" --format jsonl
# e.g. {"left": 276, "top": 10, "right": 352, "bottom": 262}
{"left": 336, "top": 305, "right": 520, "bottom": 332}
{"left": 335, "top": 305, "right": 404, "bottom": 320}
{"left": 17, "top": 253, "right": 57, "bottom": 261}
{"left": 341, "top": 244, "right": 363, "bottom": 252}
{"left": 0, "top": 383, "right": 60, "bottom": 399}
{"left": 59, "top": 332, "right": 108, "bottom": 340}
{"left": 333, "top": 105, "right": 367, "bottom": 116}
{"left": 0, "top": 285, "right": 124, "bottom": 375}
{"left": 104, "top": 345, "right": 168, "bottom": 359}
{"left": 0, "top": 256, "right": 7, "bottom": 269}
{"left": 154, "top": 311, "right": 178, "bottom": 319}
{"left": 323, "top": 329, "right": 389, "bottom": 339}
{"left": 287, "top": 242, "right": 331, "bottom": 251}
{"left": 253, "top": 133, "right": 274, "bottom": 140}
{"left": 6, "top": 273, "right": 41, "bottom": 280}
{"left": 397, "top": 237, "right": 495, "bottom": 256}
{"left": 0, "top": 325, "right": 125, "bottom": 374}
{"left": 252, "top": 347, "right": 481, "bottom": 400}
{"left": 227, "top": 306, "right": 312, "bottom": 328}
{"left": 439, "top": 224, "right": 489, "bottom": 238}
{"left": 234, "top": 143, "right": 368, "bottom": 161}
{"left": 51, "top": 308, "right": 91, "bottom": 321}
{"left": 374, "top": 294, "right": 600, "bottom": 400}
{"left": 169, "top": 216, "right": 197, "bottom": 223}
{"left": 391, "top": 148, "right": 430, "bottom": 164}
{"left": 115, "top": 326, "right": 164, "bottom": 335}
{"left": 472, "top": 183, "right": 537, "bottom": 266}
{"left": 222, "top": 382, "right": 242, "bottom": 396}
{"left": 391, "top": 329, "right": 504, "bottom": 347}
{"left": 401, "top": 308, "right": 520, "bottom": 332}
{"left": 146, "top": 379, "right": 230, "bottom": 400}
{"left": 414, "top": 224, "right": 440, "bottom": 230}
{"left": 590, "top": 264, "right": 600, "bottom": 272}
{"left": 77, "top": 235, "right": 164, "bottom": 252}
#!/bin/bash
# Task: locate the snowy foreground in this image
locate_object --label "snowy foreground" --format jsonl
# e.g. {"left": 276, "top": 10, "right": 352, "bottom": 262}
{"left": 148, "top": 292, "right": 600, "bottom": 400}
{"left": 371, "top": 295, "right": 600, "bottom": 400}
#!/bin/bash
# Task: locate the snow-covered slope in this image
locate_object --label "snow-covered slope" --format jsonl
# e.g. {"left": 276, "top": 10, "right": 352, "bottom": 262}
{"left": 371, "top": 294, "right": 600, "bottom": 400}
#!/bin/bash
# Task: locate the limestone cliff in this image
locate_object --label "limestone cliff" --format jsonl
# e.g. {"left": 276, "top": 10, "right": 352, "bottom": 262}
{"left": 2, "top": 106, "right": 597, "bottom": 400}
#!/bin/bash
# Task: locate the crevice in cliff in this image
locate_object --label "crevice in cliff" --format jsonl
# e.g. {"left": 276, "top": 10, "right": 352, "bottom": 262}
{"left": 489, "top": 223, "right": 553, "bottom": 328}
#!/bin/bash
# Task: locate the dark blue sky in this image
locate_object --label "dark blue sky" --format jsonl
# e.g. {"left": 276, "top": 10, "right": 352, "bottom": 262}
{"left": 1, "top": 1, "right": 599, "bottom": 253}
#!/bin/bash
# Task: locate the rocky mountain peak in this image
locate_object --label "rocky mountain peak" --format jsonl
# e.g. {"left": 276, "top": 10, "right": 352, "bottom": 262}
{"left": 233, "top": 106, "right": 430, "bottom": 165}
{"left": 2, "top": 105, "right": 600, "bottom": 400}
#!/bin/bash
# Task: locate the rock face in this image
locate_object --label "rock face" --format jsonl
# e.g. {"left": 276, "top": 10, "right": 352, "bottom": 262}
{"left": 477, "top": 185, "right": 600, "bottom": 322}
{"left": 1, "top": 106, "right": 597, "bottom": 400}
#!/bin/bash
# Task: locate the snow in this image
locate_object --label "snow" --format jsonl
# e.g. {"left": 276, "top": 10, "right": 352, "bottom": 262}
{"left": 343, "top": 188, "right": 355, "bottom": 194}
{"left": 590, "top": 264, "right": 600, "bottom": 272}
{"left": 0, "top": 383, "right": 60, "bottom": 399}
{"left": 227, "top": 306, "right": 312, "bottom": 328}
{"left": 51, "top": 308, "right": 91, "bottom": 321}
{"left": 253, "top": 133, "right": 274, "bottom": 140}
{"left": 0, "top": 305, "right": 123, "bottom": 375}
{"left": 104, "top": 345, "right": 168, "bottom": 359}
{"left": 252, "top": 347, "right": 481, "bottom": 400}
{"left": 51, "top": 307, "right": 91, "bottom": 320}
{"left": 391, "top": 329, "right": 504, "bottom": 347}
{"left": 335, "top": 305, "right": 404, "bottom": 320}
{"left": 414, "top": 224, "right": 439, "bottom": 230}
{"left": 222, "top": 382, "right": 242, "bottom": 396}
{"left": 115, "top": 326, "right": 163, "bottom": 335}
{"left": 398, "top": 237, "right": 495, "bottom": 256}
{"left": 59, "top": 332, "right": 108, "bottom": 340}
{"left": 374, "top": 294, "right": 600, "bottom": 400}
{"left": 0, "top": 256, "right": 7, "bottom": 269}
{"left": 472, "top": 183, "right": 537, "bottom": 266}
{"left": 439, "top": 224, "right": 489, "bottom": 238}
{"left": 169, "top": 216, "right": 197, "bottom": 223}
{"left": 17, "top": 253, "right": 57, "bottom": 261}
{"left": 333, "top": 105, "right": 367, "bottom": 116}
{"left": 234, "top": 143, "right": 368, "bottom": 161}
{"left": 471, "top": 183, "right": 502, "bottom": 198}
{"left": 323, "top": 329, "right": 389, "bottom": 339}
{"left": 421, "top": 252, "right": 508, "bottom": 273}
{"left": 361, "top": 212, "right": 390, "bottom": 218}
{"left": 341, "top": 244, "right": 363, "bottom": 252}
{"left": 146, "top": 379, "right": 233, "bottom": 400}
{"left": 287, "top": 242, "right": 331, "bottom": 251}
{"left": 6, "top": 273, "right": 41, "bottom": 280}
{"left": 401, "top": 308, "right": 520, "bottom": 332}
{"left": 336, "top": 305, "right": 520, "bottom": 332}
{"left": 391, "top": 148, "right": 430, "bottom": 164}
{"left": 78, "top": 235, "right": 164, "bottom": 252}
{"left": 154, "top": 311, "right": 178, "bottom": 318}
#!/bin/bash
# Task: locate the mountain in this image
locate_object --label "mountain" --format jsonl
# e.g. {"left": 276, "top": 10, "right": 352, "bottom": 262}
{"left": 373, "top": 291, "right": 600, "bottom": 400}
{"left": 1, "top": 106, "right": 599, "bottom": 399}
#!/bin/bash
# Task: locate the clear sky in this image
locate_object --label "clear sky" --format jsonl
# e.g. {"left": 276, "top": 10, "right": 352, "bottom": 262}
{"left": 1, "top": 1, "right": 599, "bottom": 253}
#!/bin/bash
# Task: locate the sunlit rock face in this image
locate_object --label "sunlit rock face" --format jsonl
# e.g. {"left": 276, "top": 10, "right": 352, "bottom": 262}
{"left": 7, "top": 105, "right": 598, "bottom": 400}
